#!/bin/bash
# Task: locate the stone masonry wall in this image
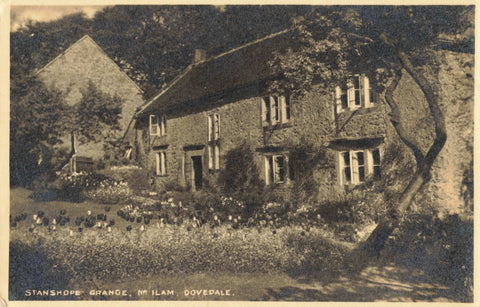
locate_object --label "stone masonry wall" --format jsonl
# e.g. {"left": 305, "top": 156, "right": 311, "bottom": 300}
{"left": 142, "top": 82, "right": 388, "bottom": 197}
{"left": 139, "top": 49, "right": 472, "bottom": 210}
{"left": 37, "top": 35, "right": 144, "bottom": 160}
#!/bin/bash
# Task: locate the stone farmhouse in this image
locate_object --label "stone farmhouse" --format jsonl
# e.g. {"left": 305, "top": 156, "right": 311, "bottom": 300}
{"left": 134, "top": 30, "right": 473, "bottom": 212}
{"left": 36, "top": 35, "right": 144, "bottom": 172}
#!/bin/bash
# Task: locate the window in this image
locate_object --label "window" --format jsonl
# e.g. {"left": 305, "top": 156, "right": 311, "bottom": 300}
{"left": 262, "top": 95, "right": 291, "bottom": 126}
{"left": 208, "top": 143, "right": 220, "bottom": 171}
{"left": 149, "top": 114, "right": 167, "bottom": 136}
{"left": 207, "top": 114, "right": 220, "bottom": 141}
{"left": 155, "top": 152, "right": 167, "bottom": 176}
{"left": 335, "top": 74, "right": 374, "bottom": 113}
{"left": 150, "top": 115, "right": 160, "bottom": 136}
{"left": 265, "top": 154, "right": 293, "bottom": 185}
{"left": 339, "top": 148, "right": 381, "bottom": 185}
{"left": 207, "top": 114, "right": 220, "bottom": 170}
{"left": 372, "top": 148, "right": 381, "bottom": 180}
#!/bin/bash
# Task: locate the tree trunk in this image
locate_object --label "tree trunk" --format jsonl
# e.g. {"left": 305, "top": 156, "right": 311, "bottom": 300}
{"left": 56, "top": 131, "right": 76, "bottom": 172}
{"left": 360, "top": 46, "right": 447, "bottom": 259}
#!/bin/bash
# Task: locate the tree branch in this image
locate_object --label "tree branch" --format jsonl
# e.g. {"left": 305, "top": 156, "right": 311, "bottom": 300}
{"left": 397, "top": 49, "right": 447, "bottom": 173}
{"left": 384, "top": 69, "right": 426, "bottom": 170}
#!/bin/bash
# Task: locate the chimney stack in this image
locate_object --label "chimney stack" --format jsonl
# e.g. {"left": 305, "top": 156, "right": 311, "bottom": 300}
{"left": 194, "top": 49, "right": 207, "bottom": 63}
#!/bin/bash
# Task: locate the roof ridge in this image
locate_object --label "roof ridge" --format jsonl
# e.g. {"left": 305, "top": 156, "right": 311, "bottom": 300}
{"left": 35, "top": 34, "right": 91, "bottom": 75}
{"left": 195, "top": 29, "right": 290, "bottom": 66}
{"left": 138, "top": 28, "right": 291, "bottom": 115}
{"left": 36, "top": 34, "right": 144, "bottom": 93}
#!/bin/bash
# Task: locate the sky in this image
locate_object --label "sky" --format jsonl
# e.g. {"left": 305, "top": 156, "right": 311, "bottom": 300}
{"left": 10, "top": 6, "right": 108, "bottom": 31}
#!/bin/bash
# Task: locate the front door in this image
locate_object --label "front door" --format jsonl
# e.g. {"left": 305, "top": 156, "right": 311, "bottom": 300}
{"left": 191, "top": 156, "right": 203, "bottom": 191}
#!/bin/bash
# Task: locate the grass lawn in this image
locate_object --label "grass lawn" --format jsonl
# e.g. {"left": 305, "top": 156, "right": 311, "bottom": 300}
{"left": 10, "top": 187, "right": 133, "bottom": 231}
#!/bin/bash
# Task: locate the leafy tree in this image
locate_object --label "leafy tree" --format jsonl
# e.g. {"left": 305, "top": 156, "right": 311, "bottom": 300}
{"left": 11, "top": 12, "right": 92, "bottom": 78}
{"left": 10, "top": 75, "right": 68, "bottom": 186}
{"left": 10, "top": 77, "right": 123, "bottom": 186}
{"left": 91, "top": 5, "right": 308, "bottom": 96}
{"left": 56, "top": 81, "right": 123, "bottom": 171}
{"left": 269, "top": 6, "right": 473, "bottom": 255}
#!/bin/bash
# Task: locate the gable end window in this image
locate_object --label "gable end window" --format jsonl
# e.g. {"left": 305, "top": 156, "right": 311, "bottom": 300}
{"left": 335, "top": 74, "right": 374, "bottom": 113}
{"left": 262, "top": 95, "right": 291, "bottom": 126}
{"left": 149, "top": 114, "right": 167, "bottom": 136}
{"left": 338, "top": 148, "right": 381, "bottom": 185}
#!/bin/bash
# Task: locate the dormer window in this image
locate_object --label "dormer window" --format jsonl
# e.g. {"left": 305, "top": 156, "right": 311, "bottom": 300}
{"left": 335, "top": 74, "right": 374, "bottom": 113}
{"left": 149, "top": 114, "right": 167, "bottom": 136}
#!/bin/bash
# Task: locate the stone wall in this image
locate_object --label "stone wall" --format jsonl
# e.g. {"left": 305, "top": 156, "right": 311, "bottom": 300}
{"left": 139, "top": 82, "right": 388, "bottom": 197}
{"left": 423, "top": 51, "right": 474, "bottom": 213}
{"left": 37, "top": 35, "right": 144, "bottom": 160}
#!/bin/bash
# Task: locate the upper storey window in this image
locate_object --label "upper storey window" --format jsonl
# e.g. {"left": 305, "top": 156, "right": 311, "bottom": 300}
{"left": 262, "top": 95, "right": 291, "bottom": 126}
{"left": 335, "top": 74, "right": 374, "bottom": 113}
{"left": 149, "top": 114, "right": 167, "bottom": 136}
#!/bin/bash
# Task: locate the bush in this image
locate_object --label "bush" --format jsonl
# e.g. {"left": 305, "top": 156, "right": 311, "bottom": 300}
{"left": 81, "top": 179, "right": 131, "bottom": 204}
{"left": 47, "top": 172, "right": 132, "bottom": 204}
{"left": 217, "top": 142, "right": 265, "bottom": 207}
{"left": 382, "top": 211, "right": 473, "bottom": 301}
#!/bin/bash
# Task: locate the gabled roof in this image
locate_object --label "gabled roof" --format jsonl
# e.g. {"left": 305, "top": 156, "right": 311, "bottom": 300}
{"left": 36, "top": 34, "right": 143, "bottom": 94}
{"left": 138, "top": 29, "right": 295, "bottom": 117}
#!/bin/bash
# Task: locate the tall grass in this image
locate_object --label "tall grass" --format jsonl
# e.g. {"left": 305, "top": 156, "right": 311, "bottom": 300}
{"left": 9, "top": 224, "right": 352, "bottom": 299}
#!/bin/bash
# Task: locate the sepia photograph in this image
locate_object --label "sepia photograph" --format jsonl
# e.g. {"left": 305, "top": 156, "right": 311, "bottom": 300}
{"left": 7, "top": 4, "right": 475, "bottom": 303}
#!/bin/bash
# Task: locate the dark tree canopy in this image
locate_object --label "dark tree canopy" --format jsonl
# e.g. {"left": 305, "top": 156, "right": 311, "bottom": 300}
{"left": 11, "top": 5, "right": 312, "bottom": 96}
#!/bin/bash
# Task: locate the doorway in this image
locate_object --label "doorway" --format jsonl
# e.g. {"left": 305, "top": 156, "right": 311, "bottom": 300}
{"left": 191, "top": 155, "right": 203, "bottom": 191}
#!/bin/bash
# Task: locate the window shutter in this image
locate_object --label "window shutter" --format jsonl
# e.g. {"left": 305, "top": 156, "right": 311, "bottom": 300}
{"left": 351, "top": 152, "right": 358, "bottom": 184}
{"left": 347, "top": 80, "right": 355, "bottom": 108}
{"left": 359, "top": 76, "right": 365, "bottom": 107}
{"left": 335, "top": 86, "right": 342, "bottom": 113}
{"left": 162, "top": 115, "right": 167, "bottom": 135}
{"left": 336, "top": 152, "right": 344, "bottom": 185}
{"left": 365, "top": 149, "right": 373, "bottom": 176}
{"left": 155, "top": 152, "right": 160, "bottom": 175}
{"left": 363, "top": 75, "right": 371, "bottom": 108}
{"left": 261, "top": 97, "right": 266, "bottom": 122}
{"left": 208, "top": 145, "right": 213, "bottom": 170}
{"left": 264, "top": 156, "right": 271, "bottom": 185}
{"left": 149, "top": 115, "right": 153, "bottom": 135}
{"left": 285, "top": 95, "right": 291, "bottom": 121}
{"left": 207, "top": 115, "right": 212, "bottom": 141}
{"left": 214, "top": 144, "right": 220, "bottom": 170}
{"left": 215, "top": 114, "right": 220, "bottom": 140}
{"left": 164, "top": 152, "right": 167, "bottom": 175}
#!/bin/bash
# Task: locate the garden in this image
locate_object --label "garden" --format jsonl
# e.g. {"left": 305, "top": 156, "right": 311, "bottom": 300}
{"left": 9, "top": 161, "right": 473, "bottom": 301}
{"left": 8, "top": 145, "right": 473, "bottom": 302}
